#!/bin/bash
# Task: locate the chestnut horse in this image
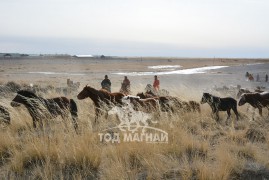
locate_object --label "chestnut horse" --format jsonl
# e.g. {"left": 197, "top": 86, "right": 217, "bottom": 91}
{"left": 11, "top": 90, "right": 78, "bottom": 131}
{"left": 238, "top": 92, "right": 269, "bottom": 119}
{"left": 77, "top": 85, "right": 125, "bottom": 122}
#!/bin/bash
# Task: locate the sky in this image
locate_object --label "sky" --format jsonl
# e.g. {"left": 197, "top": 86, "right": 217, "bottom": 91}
{"left": 0, "top": 0, "right": 269, "bottom": 58}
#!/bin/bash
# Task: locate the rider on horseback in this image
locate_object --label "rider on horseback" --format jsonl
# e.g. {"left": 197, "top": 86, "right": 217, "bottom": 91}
{"left": 101, "top": 75, "right": 112, "bottom": 92}
{"left": 120, "top": 76, "right": 131, "bottom": 94}
{"left": 153, "top": 75, "right": 160, "bottom": 91}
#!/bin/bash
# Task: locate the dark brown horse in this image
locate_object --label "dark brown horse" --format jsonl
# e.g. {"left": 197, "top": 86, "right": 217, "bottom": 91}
{"left": 77, "top": 85, "right": 125, "bottom": 122}
{"left": 11, "top": 90, "right": 78, "bottom": 131}
{"left": 0, "top": 105, "right": 10, "bottom": 125}
{"left": 238, "top": 92, "right": 269, "bottom": 119}
{"left": 201, "top": 93, "right": 239, "bottom": 122}
{"left": 236, "top": 88, "right": 264, "bottom": 99}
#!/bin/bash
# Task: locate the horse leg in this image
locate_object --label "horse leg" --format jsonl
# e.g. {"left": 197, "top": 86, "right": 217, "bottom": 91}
{"left": 33, "top": 119, "right": 37, "bottom": 128}
{"left": 259, "top": 108, "right": 263, "bottom": 117}
{"left": 105, "top": 111, "right": 109, "bottom": 119}
{"left": 232, "top": 105, "right": 240, "bottom": 121}
{"left": 95, "top": 108, "right": 101, "bottom": 124}
{"left": 226, "top": 109, "right": 231, "bottom": 120}
{"left": 69, "top": 99, "right": 78, "bottom": 132}
{"left": 225, "top": 109, "right": 231, "bottom": 125}
{"left": 252, "top": 108, "right": 256, "bottom": 121}
{"left": 215, "top": 111, "right": 220, "bottom": 122}
{"left": 211, "top": 109, "right": 219, "bottom": 122}
{"left": 38, "top": 119, "right": 44, "bottom": 131}
{"left": 71, "top": 116, "right": 78, "bottom": 133}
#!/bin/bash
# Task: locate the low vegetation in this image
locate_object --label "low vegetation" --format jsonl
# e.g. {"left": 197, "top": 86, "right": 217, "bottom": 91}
{"left": 0, "top": 82, "right": 269, "bottom": 179}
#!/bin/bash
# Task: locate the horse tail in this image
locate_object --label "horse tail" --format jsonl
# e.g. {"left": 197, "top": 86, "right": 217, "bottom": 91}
{"left": 0, "top": 106, "right": 11, "bottom": 124}
{"left": 70, "top": 99, "right": 78, "bottom": 131}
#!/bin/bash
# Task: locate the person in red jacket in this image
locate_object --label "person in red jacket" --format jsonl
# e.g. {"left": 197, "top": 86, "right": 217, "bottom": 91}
{"left": 153, "top": 75, "right": 160, "bottom": 91}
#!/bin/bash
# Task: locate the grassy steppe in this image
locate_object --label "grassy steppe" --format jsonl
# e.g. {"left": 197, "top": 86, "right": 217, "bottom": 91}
{"left": 0, "top": 85, "right": 269, "bottom": 179}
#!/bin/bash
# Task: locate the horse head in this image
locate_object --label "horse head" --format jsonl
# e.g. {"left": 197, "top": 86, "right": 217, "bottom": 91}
{"left": 200, "top": 93, "right": 210, "bottom": 104}
{"left": 236, "top": 88, "right": 250, "bottom": 99}
{"left": 238, "top": 94, "right": 247, "bottom": 106}
{"left": 77, "top": 85, "right": 92, "bottom": 100}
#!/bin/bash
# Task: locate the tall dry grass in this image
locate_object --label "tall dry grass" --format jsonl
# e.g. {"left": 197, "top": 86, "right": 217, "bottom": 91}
{"left": 0, "top": 84, "right": 269, "bottom": 179}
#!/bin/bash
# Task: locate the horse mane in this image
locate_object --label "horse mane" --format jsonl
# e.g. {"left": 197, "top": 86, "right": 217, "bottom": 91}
{"left": 84, "top": 86, "right": 116, "bottom": 101}
{"left": 204, "top": 93, "right": 220, "bottom": 101}
{"left": 84, "top": 86, "right": 103, "bottom": 96}
{"left": 243, "top": 92, "right": 261, "bottom": 99}
{"left": 17, "top": 90, "right": 39, "bottom": 98}
{"left": 127, "top": 95, "right": 140, "bottom": 99}
{"left": 99, "top": 88, "right": 112, "bottom": 96}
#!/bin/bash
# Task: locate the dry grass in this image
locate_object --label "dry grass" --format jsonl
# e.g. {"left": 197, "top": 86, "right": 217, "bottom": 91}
{"left": 0, "top": 85, "right": 269, "bottom": 179}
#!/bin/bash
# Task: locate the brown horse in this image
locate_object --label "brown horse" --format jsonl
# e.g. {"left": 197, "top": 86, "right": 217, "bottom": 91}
{"left": 238, "top": 92, "right": 269, "bottom": 119}
{"left": 77, "top": 85, "right": 125, "bottom": 122}
{"left": 11, "top": 90, "right": 78, "bottom": 131}
{"left": 125, "top": 96, "right": 160, "bottom": 113}
{"left": 137, "top": 92, "right": 200, "bottom": 113}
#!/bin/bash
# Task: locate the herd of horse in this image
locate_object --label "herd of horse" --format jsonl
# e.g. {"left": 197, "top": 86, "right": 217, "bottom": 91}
{"left": 0, "top": 84, "right": 269, "bottom": 132}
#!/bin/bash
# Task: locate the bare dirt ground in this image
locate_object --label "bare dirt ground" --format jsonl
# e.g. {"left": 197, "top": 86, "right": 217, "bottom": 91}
{"left": 0, "top": 57, "right": 268, "bottom": 93}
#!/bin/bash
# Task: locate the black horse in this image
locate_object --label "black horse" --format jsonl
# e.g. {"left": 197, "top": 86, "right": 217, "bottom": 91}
{"left": 201, "top": 93, "right": 239, "bottom": 122}
{"left": 0, "top": 105, "right": 10, "bottom": 125}
{"left": 11, "top": 90, "right": 78, "bottom": 131}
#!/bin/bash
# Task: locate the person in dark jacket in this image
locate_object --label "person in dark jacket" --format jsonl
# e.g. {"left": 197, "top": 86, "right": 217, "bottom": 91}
{"left": 101, "top": 75, "right": 111, "bottom": 92}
